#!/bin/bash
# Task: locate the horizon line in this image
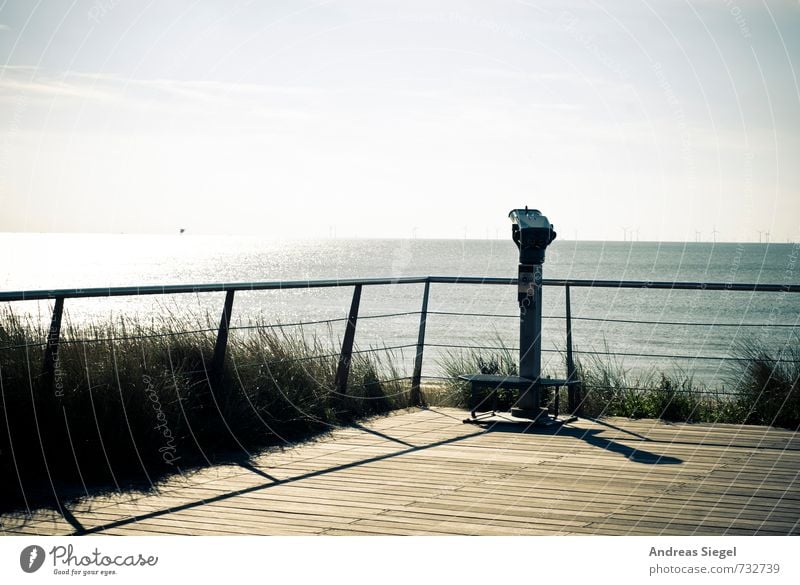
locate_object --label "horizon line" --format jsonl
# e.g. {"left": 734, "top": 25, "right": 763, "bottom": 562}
{"left": 0, "top": 230, "right": 794, "bottom": 245}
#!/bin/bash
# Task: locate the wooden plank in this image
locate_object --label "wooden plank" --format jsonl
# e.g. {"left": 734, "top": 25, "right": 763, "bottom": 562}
{"left": 2, "top": 408, "right": 798, "bottom": 536}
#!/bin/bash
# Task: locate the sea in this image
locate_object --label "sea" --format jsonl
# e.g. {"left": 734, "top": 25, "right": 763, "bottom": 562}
{"left": 1, "top": 234, "right": 798, "bottom": 388}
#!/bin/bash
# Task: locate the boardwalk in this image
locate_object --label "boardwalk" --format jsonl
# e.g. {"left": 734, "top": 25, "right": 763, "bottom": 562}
{"left": 2, "top": 408, "right": 799, "bottom": 536}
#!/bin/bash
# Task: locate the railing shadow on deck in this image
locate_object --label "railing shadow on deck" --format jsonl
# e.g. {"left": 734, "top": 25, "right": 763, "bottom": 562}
{"left": 470, "top": 420, "right": 683, "bottom": 465}
{"left": 68, "top": 427, "right": 486, "bottom": 535}
{"left": 50, "top": 413, "right": 681, "bottom": 535}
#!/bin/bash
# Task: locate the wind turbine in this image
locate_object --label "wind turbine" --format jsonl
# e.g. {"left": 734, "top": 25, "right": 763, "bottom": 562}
{"left": 711, "top": 226, "right": 719, "bottom": 243}
{"left": 621, "top": 226, "right": 629, "bottom": 242}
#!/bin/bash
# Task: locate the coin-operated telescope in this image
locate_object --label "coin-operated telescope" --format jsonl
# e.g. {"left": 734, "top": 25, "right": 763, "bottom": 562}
{"left": 509, "top": 208, "right": 557, "bottom": 419}
{"left": 510, "top": 207, "right": 557, "bottom": 265}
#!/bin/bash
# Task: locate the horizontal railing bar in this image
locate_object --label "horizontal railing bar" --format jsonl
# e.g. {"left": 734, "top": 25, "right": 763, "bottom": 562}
{"left": 0, "top": 327, "right": 220, "bottom": 350}
{"left": 427, "top": 310, "right": 799, "bottom": 329}
{"left": 560, "top": 279, "right": 800, "bottom": 292}
{"left": 230, "top": 312, "right": 420, "bottom": 330}
{"left": 428, "top": 310, "right": 519, "bottom": 319}
{"left": 0, "top": 341, "right": 49, "bottom": 351}
{"left": 426, "top": 343, "right": 521, "bottom": 351}
{"left": 12, "top": 332, "right": 791, "bottom": 365}
{"left": 0, "top": 277, "right": 432, "bottom": 302}
{"left": 230, "top": 318, "right": 346, "bottom": 330}
{"left": 2, "top": 276, "right": 799, "bottom": 302}
{"left": 569, "top": 316, "right": 800, "bottom": 328}
{"left": 425, "top": 343, "right": 799, "bottom": 363}
{"left": 359, "top": 311, "right": 422, "bottom": 320}
{"left": 428, "top": 277, "right": 800, "bottom": 292}
{"left": 239, "top": 344, "right": 418, "bottom": 367}
{"left": 371, "top": 376, "right": 413, "bottom": 384}
{"left": 260, "top": 342, "right": 418, "bottom": 365}
{"left": 0, "top": 311, "right": 421, "bottom": 351}
{"left": 573, "top": 349, "right": 800, "bottom": 363}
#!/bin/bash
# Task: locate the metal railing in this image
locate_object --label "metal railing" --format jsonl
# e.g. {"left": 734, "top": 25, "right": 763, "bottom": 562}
{"left": 2, "top": 276, "right": 799, "bottom": 410}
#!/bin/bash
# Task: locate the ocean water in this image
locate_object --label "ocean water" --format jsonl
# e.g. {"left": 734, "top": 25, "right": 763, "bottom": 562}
{"left": 1, "top": 234, "right": 798, "bottom": 387}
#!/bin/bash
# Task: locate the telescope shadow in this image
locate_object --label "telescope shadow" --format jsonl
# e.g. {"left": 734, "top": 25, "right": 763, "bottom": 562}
{"left": 478, "top": 421, "right": 683, "bottom": 465}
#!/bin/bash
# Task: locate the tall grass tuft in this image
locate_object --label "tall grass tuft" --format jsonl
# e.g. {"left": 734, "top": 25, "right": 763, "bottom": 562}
{"left": 729, "top": 337, "right": 800, "bottom": 429}
{"left": 573, "top": 351, "right": 713, "bottom": 421}
{"left": 0, "top": 308, "right": 409, "bottom": 513}
{"left": 433, "top": 341, "right": 518, "bottom": 408}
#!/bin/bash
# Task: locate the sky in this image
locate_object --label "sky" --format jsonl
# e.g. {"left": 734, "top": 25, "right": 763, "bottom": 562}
{"left": 0, "top": 0, "right": 798, "bottom": 242}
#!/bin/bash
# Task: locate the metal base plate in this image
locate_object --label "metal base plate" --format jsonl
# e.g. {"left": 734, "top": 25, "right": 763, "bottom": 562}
{"left": 510, "top": 406, "right": 550, "bottom": 421}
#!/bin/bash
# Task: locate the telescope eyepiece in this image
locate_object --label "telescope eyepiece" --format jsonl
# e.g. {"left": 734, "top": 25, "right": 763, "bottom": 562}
{"left": 508, "top": 208, "right": 556, "bottom": 264}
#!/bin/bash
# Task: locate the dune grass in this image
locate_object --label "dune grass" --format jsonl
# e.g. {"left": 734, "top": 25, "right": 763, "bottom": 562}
{"left": 733, "top": 339, "right": 800, "bottom": 429}
{"left": 433, "top": 338, "right": 799, "bottom": 430}
{"left": 2, "top": 303, "right": 797, "bottom": 514}
{"left": 0, "top": 308, "right": 410, "bottom": 513}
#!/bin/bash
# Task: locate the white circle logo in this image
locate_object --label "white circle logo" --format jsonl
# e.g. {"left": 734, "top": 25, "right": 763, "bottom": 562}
{"left": 20, "top": 545, "right": 46, "bottom": 573}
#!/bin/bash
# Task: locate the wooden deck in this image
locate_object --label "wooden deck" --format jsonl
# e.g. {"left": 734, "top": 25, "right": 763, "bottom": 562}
{"left": 2, "top": 408, "right": 799, "bottom": 536}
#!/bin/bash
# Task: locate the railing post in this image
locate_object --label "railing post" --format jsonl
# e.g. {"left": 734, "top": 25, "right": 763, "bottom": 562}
{"left": 565, "top": 285, "right": 581, "bottom": 415}
{"left": 335, "top": 284, "right": 362, "bottom": 396}
{"left": 211, "top": 290, "right": 235, "bottom": 393}
{"left": 410, "top": 279, "right": 431, "bottom": 407}
{"left": 42, "top": 296, "right": 65, "bottom": 396}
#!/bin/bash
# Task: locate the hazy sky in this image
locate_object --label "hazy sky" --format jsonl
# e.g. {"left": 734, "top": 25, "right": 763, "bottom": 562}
{"left": 1, "top": 0, "right": 798, "bottom": 241}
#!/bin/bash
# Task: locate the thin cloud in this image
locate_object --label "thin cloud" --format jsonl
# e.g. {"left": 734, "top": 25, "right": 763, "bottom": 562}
{"left": 1, "top": 70, "right": 456, "bottom": 120}
{"left": 0, "top": 77, "right": 117, "bottom": 101}
{"left": 0, "top": 70, "right": 307, "bottom": 106}
{"left": 0, "top": 70, "right": 322, "bottom": 128}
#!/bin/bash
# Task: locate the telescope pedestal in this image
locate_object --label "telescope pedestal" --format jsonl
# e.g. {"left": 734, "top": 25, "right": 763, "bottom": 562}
{"left": 459, "top": 208, "right": 580, "bottom": 426}
{"left": 459, "top": 374, "right": 580, "bottom": 425}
